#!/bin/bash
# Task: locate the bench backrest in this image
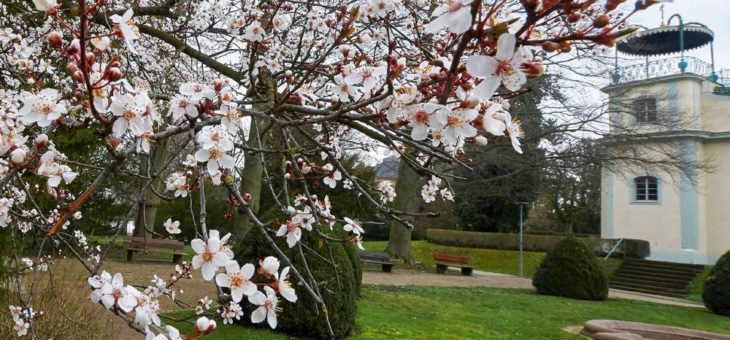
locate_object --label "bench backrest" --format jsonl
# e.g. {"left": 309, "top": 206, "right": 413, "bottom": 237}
{"left": 360, "top": 251, "right": 390, "bottom": 262}
{"left": 123, "top": 236, "right": 185, "bottom": 250}
{"left": 433, "top": 252, "right": 469, "bottom": 265}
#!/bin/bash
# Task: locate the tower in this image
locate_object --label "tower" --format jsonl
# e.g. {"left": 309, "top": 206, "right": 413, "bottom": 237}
{"left": 600, "top": 15, "right": 730, "bottom": 265}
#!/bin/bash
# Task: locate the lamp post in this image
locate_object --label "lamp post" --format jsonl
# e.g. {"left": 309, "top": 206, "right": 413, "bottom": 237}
{"left": 515, "top": 202, "right": 530, "bottom": 277}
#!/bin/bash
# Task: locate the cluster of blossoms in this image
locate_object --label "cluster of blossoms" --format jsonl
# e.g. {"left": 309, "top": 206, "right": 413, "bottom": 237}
{"left": 378, "top": 182, "right": 396, "bottom": 203}
{"left": 190, "top": 231, "right": 297, "bottom": 329}
{"left": 165, "top": 172, "right": 190, "bottom": 198}
{"left": 381, "top": 33, "right": 529, "bottom": 155}
{"left": 421, "top": 175, "right": 454, "bottom": 203}
{"left": 88, "top": 271, "right": 163, "bottom": 330}
{"left": 84, "top": 228, "right": 293, "bottom": 337}
{"left": 281, "top": 194, "right": 366, "bottom": 249}
{"left": 8, "top": 305, "right": 39, "bottom": 337}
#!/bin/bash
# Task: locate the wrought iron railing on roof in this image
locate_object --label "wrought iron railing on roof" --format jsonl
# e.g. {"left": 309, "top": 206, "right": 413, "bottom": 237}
{"left": 610, "top": 56, "right": 730, "bottom": 87}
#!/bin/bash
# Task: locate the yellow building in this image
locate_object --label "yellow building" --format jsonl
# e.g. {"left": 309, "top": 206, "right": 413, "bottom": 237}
{"left": 600, "top": 21, "right": 730, "bottom": 265}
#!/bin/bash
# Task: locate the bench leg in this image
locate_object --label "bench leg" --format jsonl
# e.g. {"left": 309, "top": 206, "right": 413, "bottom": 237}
{"left": 172, "top": 254, "right": 182, "bottom": 264}
{"left": 461, "top": 267, "right": 473, "bottom": 276}
{"left": 126, "top": 250, "right": 134, "bottom": 262}
{"left": 382, "top": 264, "right": 393, "bottom": 273}
{"left": 436, "top": 264, "right": 447, "bottom": 274}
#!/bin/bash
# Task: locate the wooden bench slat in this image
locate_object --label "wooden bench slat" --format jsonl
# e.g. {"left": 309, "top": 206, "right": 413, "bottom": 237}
{"left": 359, "top": 251, "right": 394, "bottom": 273}
{"left": 124, "top": 236, "right": 186, "bottom": 264}
{"left": 433, "top": 252, "right": 473, "bottom": 276}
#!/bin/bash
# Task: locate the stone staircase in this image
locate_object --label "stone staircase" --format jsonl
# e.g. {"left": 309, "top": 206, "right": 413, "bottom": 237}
{"left": 609, "top": 258, "right": 705, "bottom": 298}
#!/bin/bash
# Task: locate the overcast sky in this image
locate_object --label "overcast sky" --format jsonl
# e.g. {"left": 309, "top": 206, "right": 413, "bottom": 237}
{"left": 630, "top": 0, "right": 730, "bottom": 71}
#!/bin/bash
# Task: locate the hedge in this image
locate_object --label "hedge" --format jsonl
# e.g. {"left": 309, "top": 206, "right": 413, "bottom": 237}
{"left": 425, "top": 229, "right": 649, "bottom": 258}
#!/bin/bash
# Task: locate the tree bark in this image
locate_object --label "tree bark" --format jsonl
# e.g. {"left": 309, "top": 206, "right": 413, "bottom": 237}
{"left": 135, "top": 138, "right": 170, "bottom": 238}
{"left": 385, "top": 156, "right": 421, "bottom": 262}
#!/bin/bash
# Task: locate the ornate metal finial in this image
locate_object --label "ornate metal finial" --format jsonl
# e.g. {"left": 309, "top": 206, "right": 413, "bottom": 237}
{"left": 660, "top": 4, "right": 666, "bottom": 26}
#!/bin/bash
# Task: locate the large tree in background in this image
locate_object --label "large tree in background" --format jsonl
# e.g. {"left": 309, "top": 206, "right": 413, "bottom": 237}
{"left": 453, "top": 76, "right": 553, "bottom": 232}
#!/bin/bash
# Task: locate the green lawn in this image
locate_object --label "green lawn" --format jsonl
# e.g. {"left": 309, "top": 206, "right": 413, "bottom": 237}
{"left": 166, "top": 285, "right": 730, "bottom": 339}
{"left": 362, "top": 240, "right": 622, "bottom": 278}
{"left": 687, "top": 266, "right": 711, "bottom": 303}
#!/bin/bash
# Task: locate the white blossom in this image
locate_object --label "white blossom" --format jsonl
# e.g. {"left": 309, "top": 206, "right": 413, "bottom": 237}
{"left": 191, "top": 230, "right": 229, "bottom": 281}
{"left": 248, "top": 286, "right": 279, "bottom": 329}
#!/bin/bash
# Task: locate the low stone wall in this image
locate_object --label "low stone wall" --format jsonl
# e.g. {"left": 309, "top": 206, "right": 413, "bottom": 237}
{"left": 581, "top": 319, "right": 730, "bottom": 340}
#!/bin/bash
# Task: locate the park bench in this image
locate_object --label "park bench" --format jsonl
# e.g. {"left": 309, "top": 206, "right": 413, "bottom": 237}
{"left": 359, "top": 251, "right": 395, "bottom": 272}
{"left": 433, "top": 252, "right": 473, "bottom": 276}
{"left": 124, "top": 236, "right": 186, "bottom": 264}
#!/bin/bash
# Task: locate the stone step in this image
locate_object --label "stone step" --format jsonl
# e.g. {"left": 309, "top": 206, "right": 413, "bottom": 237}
{"left": 610, "top": 277, "right": 689, "bottom": 290}
{"left": 608, "top": 281, "right": 689, "bottom": 298}
{"left": 614, "top": 266, "right": 700, "bottom": 279}
{"left": 610, "top": 285, "right": 688, "bottom": 299}
{"left": 622, "top": 259, "right": 705, "bottom": 271}
{"left": 610, "top": 272, "right": 692, "bottom": 286}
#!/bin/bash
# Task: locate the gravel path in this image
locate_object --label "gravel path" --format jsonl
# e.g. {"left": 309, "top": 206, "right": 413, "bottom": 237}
{"left": 362, "top": 268, "right": 704, "bottom": 308}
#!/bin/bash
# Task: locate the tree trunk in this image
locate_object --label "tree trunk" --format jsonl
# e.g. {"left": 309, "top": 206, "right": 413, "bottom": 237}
{"left": 233, "top": 119, "right": 265, "bottom": 241}
{"left": 385, "top": 156, "right": 421, "bottom": 262}
{"left": 135, "top": 138, "right": 170, "bottom": 238}
{"left": 233, "top": 70, "right": 276, "bottom": 243}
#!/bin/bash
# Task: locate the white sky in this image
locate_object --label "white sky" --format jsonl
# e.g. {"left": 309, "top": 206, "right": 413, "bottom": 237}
{"left": 630, "top": 0, "right": 730, "bottom": 71}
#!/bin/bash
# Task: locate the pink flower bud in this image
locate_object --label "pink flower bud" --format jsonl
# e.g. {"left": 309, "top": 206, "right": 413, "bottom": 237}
{"left": 473, "top": 136, "right": 488, "bottom": 146}
{"left": 66, "top": 39, "right": 80, "bottom": 56}
{"left": 10, "top": 148, "right": 26, "bottom": 164}
{"left": 66, "top": 62, "right": 78, "bottom": 75}
{"left": 35, "top": 134, "right": 49, "bottom": 148}
{"left": 104, "top": 67, "right": 123, "bottom": 81}
{"left": 85, "top": 52, "right": 96, "bottom": 65}
{"left": 195, "top": 317, "right": 217, "bottom": 334}
{"left": 46, "top": 31, "right": 62, "bottom": 48}
{"left": 73, "top": 70, "right": 85, "bottom": 82}
{"left": 243, "top": 193, "right": 252, "bottom": 202}
{"left": 213, "top": 79, "right": 224, "bottom": 92}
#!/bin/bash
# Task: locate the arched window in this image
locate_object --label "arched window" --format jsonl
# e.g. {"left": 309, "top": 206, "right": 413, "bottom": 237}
{"left": 634, "top": 176, "right": 658, "bottom": 201}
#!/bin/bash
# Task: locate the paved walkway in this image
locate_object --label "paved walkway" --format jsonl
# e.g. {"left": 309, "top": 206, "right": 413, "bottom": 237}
{"left": 362, "top": 269, "right": 704, "bottom": 308}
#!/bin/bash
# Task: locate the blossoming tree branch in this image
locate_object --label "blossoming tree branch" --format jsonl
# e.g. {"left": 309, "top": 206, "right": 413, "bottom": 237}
{"left": 0, "top": 0, "right": 651, "bottom": 338}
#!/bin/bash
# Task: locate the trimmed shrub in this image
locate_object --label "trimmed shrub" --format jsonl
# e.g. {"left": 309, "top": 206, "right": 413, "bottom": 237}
{"left": 342, "top": 243, "right": 363, "bottom": 297}
{"left": 235, "top": 227, "right": 357, "bottom": 338}
{"left": 532, "top": 237, "right": 608, "bottom": 301}
{"left": 425, "top": 229, "right": 649, "bottom": 258}
{"left": 703, "top": 250, "right": 730, "bottom": 316}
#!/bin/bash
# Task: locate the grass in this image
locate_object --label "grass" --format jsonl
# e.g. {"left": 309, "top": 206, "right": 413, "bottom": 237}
{"left": 687, "top": 266, "right": 711, "bottom": 303}
{"left": 362, "top": 240, "right": 622, "bottom": 278}
{"left": 354, "top": 286, "right": 729, "bottom": 339}
{"left": 163, "top": 285, "right": 730, "bottom": 339}
{"left": 165, "top": 313, "right": 284, "bottom": 340}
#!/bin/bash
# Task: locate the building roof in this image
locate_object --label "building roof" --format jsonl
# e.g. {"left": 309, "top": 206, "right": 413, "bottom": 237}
{"left": 375, "top": 156, "right": 399, "bottom": 179}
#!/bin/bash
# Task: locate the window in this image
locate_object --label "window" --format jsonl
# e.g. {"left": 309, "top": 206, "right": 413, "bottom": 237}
{"left": 634, "top": 176, "right": 658, "bottom": 201}
{"left": 633, "top": 98, "right": 657, "bottom": 123}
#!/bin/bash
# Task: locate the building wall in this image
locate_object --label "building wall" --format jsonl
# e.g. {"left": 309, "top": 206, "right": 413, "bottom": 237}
{"left": 701, "top": 141, "right": 730, "bottom": 263}
{"left": 601, "top": 75, "right": 730, "bottom": 265}
{"left": 701, "top": 92, "right": 730, "bottom": 132}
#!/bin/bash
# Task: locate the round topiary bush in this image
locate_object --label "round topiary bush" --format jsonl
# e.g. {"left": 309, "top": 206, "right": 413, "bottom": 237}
{"left": 532, "top": 237, "right": 608, "bottom": 301}
{"left": 235, "top": 226, "right": 358, "bottom": 338}
{"left": 703, "top": 249, "right": 730, "bottom": 316}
